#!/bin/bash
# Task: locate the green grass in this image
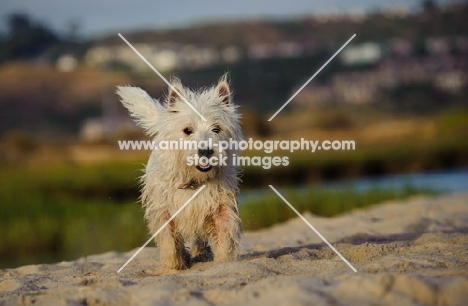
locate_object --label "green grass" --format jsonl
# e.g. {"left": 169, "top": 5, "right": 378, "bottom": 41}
{"left": 239, "top": 186, "right": 435, "bottom": 231}
{"left": 0, "top": 162, "right": 148, "bottom": 268}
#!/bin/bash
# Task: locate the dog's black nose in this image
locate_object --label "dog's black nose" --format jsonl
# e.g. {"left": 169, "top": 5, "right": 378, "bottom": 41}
{"left": 198, "top": 149, "right": 214, "bottom": 157}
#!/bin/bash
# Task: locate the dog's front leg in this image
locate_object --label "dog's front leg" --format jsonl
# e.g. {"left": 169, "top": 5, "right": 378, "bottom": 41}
{"left": 212, "top": 204, "right": 242, "bottom": 262}
{"left": 150, "top": 212, "right": 190, "bottom": 270}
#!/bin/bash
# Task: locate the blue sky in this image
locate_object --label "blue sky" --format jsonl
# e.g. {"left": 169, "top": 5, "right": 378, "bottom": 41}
{"left": 1, "top": 0, "right": 426, "bottom": 38}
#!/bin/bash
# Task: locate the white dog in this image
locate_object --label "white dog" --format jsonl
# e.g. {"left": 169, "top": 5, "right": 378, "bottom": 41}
{"left": 116, "top": 75, "right": 243, "bottom": 269}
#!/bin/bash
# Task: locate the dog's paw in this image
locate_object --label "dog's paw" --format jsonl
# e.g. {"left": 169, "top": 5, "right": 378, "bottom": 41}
{"left": 166, "top": 259, "right": 189, "bottom": 270}
{"left": 161, "top": 249, "right": 192, "bottom": 270}
{"left": 214, "top": 251, "right": 238, "bottom": 263}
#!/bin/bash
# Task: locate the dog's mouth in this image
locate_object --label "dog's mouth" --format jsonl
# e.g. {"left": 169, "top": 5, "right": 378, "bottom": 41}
{"left": 196, "top": 159, "right": 212, "bottom": 172}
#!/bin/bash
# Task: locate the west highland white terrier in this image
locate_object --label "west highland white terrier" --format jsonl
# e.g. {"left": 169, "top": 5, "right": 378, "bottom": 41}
{"left": 116, "top": 75, "right": 243, "bottom": 269}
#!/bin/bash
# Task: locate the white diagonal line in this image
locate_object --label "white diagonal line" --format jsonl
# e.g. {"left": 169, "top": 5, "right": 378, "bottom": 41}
{"left": 118, "top": 33, "right": 207, "bottom": 121}
{"left": 268, "top": 34, "right": 356, "bottom": 121}
{"left": 268, "top": 185, "right": 357, "bottom": 273}
{"left": 117, "top": 185, "right": 206, "bottom": 273}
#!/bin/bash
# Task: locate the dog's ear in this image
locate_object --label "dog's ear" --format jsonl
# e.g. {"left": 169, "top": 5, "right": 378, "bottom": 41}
{"left": 116, "top": 86, "right": 163, "bottom": 136}
{"left": 215, "top": 74, "right": 231, "bottom": 105}
{"left": 168, "top": 84, "right": 186, "bottom": 108}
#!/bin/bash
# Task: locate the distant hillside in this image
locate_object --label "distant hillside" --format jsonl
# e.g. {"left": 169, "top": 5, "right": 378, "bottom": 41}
{"left": 0, "top": 63, "right": 131, "bottom": 137}
{"left": 1, "top": 2, "right": 467, "bottom": 139}
{"left": 94, "top": 2, "right": 467, "bottom": 47}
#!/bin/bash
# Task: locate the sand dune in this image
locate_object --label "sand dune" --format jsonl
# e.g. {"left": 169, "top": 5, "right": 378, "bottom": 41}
{"left": 1, "top": 193, "right": 468, "bottom": 305}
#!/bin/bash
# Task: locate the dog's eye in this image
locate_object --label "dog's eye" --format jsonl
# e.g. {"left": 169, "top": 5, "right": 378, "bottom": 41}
{"left": 212, "top": 126, "right": 221, "bottom": 134}
{"left": 183, "top": 128, "right": 193, "bottom": 135}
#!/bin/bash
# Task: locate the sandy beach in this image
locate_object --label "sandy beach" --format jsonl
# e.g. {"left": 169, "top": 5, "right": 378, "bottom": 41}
{"left": 1, "top": 193, "right": 468, "bottom": 306}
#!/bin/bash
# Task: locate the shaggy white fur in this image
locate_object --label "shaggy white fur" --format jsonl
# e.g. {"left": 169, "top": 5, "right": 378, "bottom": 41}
{"left": 116, "top": 74, "right": 243, "bottom": 269}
